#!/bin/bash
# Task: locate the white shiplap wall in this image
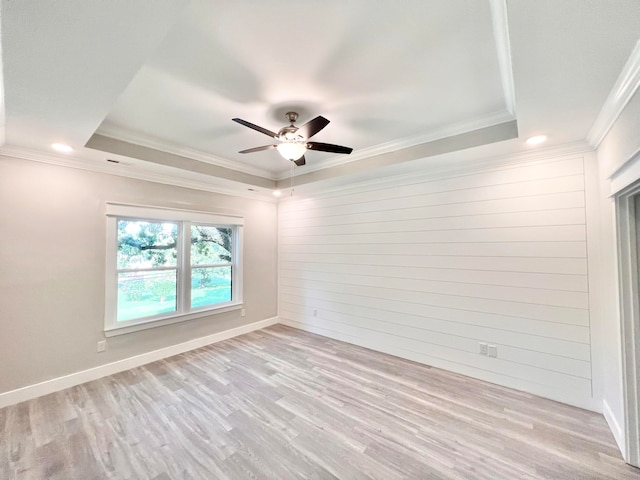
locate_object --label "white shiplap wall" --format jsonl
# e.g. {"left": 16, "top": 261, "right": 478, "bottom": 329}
{"left": 278, "top": 155, "right": 595, "bottom": 409}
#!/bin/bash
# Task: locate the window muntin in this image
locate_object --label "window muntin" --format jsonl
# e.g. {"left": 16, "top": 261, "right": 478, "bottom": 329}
{"left": 105, "top": 204, "right": 243, "bottom": 335}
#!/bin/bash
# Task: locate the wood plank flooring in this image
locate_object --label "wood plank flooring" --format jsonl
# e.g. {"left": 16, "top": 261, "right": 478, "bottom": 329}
{"left": 1, "top": 325, "right": 638, "bottom": 479}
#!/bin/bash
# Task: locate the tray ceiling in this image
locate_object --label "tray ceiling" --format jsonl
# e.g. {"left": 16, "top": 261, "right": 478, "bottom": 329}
{"left": 2, "top": 0, "right": 640, "bottom": 193}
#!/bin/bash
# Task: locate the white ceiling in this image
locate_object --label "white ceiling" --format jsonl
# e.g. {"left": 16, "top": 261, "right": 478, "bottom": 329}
{"left": 2, "top": 0, "right": 640, "bottom": 192}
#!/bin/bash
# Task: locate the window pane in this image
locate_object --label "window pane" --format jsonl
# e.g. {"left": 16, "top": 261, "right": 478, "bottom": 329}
{"left": 118, "top": 270, "right": 177, "bottom": 321}
{"left": 117, "top": 220, "right": 178, "bottom": 269}
{"left": 191, "top": 226, "right": 232, "bottom": 266}
{"left": 191, "top": 266, "right": 231, "bottom": 309}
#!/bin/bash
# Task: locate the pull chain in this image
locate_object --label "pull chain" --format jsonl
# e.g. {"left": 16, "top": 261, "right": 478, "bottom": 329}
{"left": 290, "top": 161, "right": 295, "bottom": 196}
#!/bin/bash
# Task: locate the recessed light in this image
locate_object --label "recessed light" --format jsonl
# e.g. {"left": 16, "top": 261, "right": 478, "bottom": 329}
{"left": 51, "top": 143, "right": 74, "bottom": 153}
{"left": 526, "top": 135, "right": 547, "bottom": 145}
{"left": 273, "top": 190, "right": 282, "bottom": 197}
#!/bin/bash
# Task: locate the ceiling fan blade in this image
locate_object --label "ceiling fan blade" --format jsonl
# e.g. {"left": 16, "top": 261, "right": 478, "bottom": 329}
{"left": 306, "top": 142, "right": 353, "bottom": 155}
{"left": 238, "top": 144, "right": 276, "bottom": 154}
{"left": 296, "top": 116, "right": 330, "bottom": 139}
{"left": 294, "top": 156, "right": 306, "bottom": 166}
{"left": 232, "top": 118, "right": 277, "bottom": 138}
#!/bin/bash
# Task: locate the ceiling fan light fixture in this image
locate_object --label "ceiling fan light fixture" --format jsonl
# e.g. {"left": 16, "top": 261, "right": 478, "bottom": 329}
{"left": 277, "top": 142, "right": 307, "bottom": 161}
{"left": 233, "top": 112, "right": 352, "bottom": 165}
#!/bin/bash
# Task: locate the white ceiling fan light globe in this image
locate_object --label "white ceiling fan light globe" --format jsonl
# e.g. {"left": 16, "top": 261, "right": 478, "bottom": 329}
{"left": 277, "top": 142, "right": 307, "bottom": 161}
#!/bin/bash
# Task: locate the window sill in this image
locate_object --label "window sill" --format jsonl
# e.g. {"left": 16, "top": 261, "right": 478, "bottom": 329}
{"left": 104, "top": 302, "right": 243, "bottom": 337}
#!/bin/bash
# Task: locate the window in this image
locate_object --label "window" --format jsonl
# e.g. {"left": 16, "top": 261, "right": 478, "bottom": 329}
{"left": 105, "top": 203, "right": 243, "bottom": 336}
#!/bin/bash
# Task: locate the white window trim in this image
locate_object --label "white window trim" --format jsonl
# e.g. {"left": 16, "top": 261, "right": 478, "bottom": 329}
{"left": 104, "top": 203, "right": 244, "bottom": 337}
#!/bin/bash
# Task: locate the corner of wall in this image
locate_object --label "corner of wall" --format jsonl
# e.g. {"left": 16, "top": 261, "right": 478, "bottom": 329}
{"left": 583, "top": 151, "right": 604, "bottom": 409}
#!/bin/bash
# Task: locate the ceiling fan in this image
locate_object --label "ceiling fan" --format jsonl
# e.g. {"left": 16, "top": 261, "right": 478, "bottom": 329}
{"left": 232, "top": 112, "right": 353, "bottom": 166}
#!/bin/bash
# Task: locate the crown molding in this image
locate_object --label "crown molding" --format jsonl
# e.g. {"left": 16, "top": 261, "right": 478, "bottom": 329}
{"left": 490, "top": 0, "right": 516, "bottom": 115}
{"left": 99, "top": 111, "right": 516, "bottom": 185}
{"left": 281, "top": 140, "right": 592, "bottom": 200}
{"left": 96, "top": 124, "right": 278, "bottom": 180}
{"left": 0, "top": 144, "right": 278, "bottom": 203}
{"left": 276, "top": 110, "right": 516, "bottom": 181}
{"left": 587, "top": 39, "right": 640, "bottom": 148}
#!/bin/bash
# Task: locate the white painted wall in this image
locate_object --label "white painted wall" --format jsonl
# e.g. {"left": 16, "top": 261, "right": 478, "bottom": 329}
{"left": 0, "top": 155, "right": 278, "bottom": 395}
{"left": 279, "top": 153, "right": 600, "bottom": 410}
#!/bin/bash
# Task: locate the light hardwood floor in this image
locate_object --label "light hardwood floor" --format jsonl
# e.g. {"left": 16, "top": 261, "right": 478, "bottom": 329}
{"left": 1, "top": 325, "right": 638, "bottom": 479}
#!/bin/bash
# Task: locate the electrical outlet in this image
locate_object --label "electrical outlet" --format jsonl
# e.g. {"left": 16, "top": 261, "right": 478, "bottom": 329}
{"left": 240, "top": 309, "right": 246, "bottom": 317}
{"left": 313, "top": 308, "right": 318, "bottom": 317}
{"left": 488, "top": 344, "right": 498, "bottom": 358}
{"left": 479, "top": 342, "right": 488, "bottom": 356}
{"left": 97, "top": 340, "right": 106, "bottom": 353}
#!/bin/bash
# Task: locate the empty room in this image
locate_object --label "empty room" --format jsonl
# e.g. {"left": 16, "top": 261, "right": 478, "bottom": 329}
{"left": 2, "top": 0, "right": 640, "bottom": 478}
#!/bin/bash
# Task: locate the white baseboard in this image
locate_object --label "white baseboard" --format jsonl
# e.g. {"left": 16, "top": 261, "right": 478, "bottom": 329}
{"left": 603, "top": 398, "right": 626, "bottom": 458}
{"left": 280, "top": 318, "right": 601, "bottom": 412}
{"left": 0, "top": 317, "right": 280, "bottom": 409}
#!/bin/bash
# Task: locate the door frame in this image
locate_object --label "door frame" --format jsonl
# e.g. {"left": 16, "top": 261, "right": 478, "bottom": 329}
{"left": 615, "top": 182, "right": 640, "bottom": 467}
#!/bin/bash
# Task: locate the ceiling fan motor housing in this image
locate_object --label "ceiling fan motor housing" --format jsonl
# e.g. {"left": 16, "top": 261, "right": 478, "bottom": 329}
{"left": 232, "top": 111, "right": 352, "bottom": 165}
{"left": 278, "top": 125, "right": 304, "bottom": 142}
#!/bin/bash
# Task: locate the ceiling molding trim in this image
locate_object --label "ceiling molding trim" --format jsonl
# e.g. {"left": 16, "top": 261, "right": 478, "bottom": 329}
{"left": 283, "top": 141, "right": 593, "bottom": 200}
{"left": 95, "top": 124, "right": 277, "bottom": 180}
{"left": 489, "top": 0, "right": 516, "bottom": 115}
{"left": 587, "top": 38, "right": 640, "bottom": 148}
{"left": 276, "top": 110, "right": 515, "bottom": 181}
{"left": 281, "top": 120, "right": 519, "bottom": 188}
{"left": 0, "top": 145, "right": 277, "bottom": 202}
{"left": 86, "top": 134, "right": 275, "bottom": 189}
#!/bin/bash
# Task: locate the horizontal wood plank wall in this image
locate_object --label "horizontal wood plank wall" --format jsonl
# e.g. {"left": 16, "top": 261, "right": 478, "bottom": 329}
{"left": 278, "top": 155, "right": 595, "bottom": 409}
